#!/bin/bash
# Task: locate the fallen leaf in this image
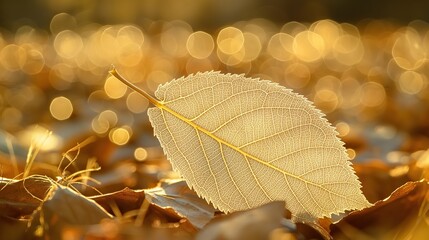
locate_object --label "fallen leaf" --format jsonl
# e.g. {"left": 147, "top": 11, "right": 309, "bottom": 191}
{"left": 111, "top": 70, "right": 370, "bottom": 222}
{"left": 330, "top": 180, "right": 429, "bottom": 240}
{"left": 91, "top": 179, "right": 215, "bottom": 229}
{"left": 145, "top": 179, "right": 216, "bottom": 229}
{"left": 196, "top": 201, "right": 286, "bottom": 240}
{"left": 91, "top": 187, "right": 146, "bottom": 214}
{"left": 0, "top": 176, "right": 53, "bottom": 218}
{"left": 28, "top": 185, "right": 112, "bottom": 239}
{"left": 354, "top": 160, "right": 410, "bottom": 203}
{"left": 63, "top": 218, "right": 195, "bottom": 240}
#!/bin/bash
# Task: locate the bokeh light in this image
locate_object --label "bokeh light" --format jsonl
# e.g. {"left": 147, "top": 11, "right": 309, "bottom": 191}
{"left": 161, "top": 21, "right": 192, "bottom": 57}
{"left": 50, "top": 96, "right": 73, "bottom": 121}
{"left": 134, "top": 147, "right": 148, "bottom": 161}
{"left": 217, "top": 27, "right": 244, "bottom": 55}
{"left": 109, "top": 127, "right": 131, "bottom": 145}
{"left": 360, "top": 82, "right": 386, "bottom": 107}
{"left": 0, "top": 44, "right": 27, "bottom": 71}
{"left": 397, "top": 71, "right": 427, "bottom": 94}
{"left": 268, "top": 33, "right": 294, "bottom": 62}
{"left": 126, "top": 91, "right": 149, "bottom": 113}
{"left": 392, "top": 28, "right": 426, "bottom": 70}
{"left": 293, "top": 31, "right": 325, "bottom": 62}
{"left": 17, "top": 125, "right": 61, "bottom": 151}
{"left": 54, "top": 30, "right": 83, "bottom": 59}
{"left": 91, "top": 110, "right": 119, "bottom": 134}
{"left": 104, "top": 75, "right": 128, "bottom": 99}
{"left": 335, "top": 122, "right": 351, "bottom": 137}
{"left": 187, "top": 31, "right": 214, "bottom": 59}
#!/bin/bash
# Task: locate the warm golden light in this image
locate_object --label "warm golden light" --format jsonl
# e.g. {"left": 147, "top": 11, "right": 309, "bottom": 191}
{"left": 346, "top": 148, "right": 356, "bottom": 160}
{"left": 92, "top": 110, "right": 119, "bottom": 134}
{"left": 283, "top": 63, "right": 310, "bottom": 89}
{"left": 312, "top": 20, "right": 341, "bottom": 50}
{"left": 333, "top": 34, "right": 364, "bottom": 66}
{"left": 0, "top": 44, "right": 27, "bottom": 71}
{"left": 104, "top": 75, "right": 128, "bottom": 99}
{"left": 293, "top": 31, "right": 325, "bottom": 62}
{"left": 336, "top": 122, "right": 351, "bottom": 137}
{"left": 187, "top": 31, "right": 214, "bottom": 59}
{"left": 134, "top": 147, "right": 148, "bottom": 161}
{"left": 17, "top": 125, "right": 61, "bottom": 151}
{"left": 314, "top": 89, "right": 338, "bottom": 113}
{"left": 116, "top": 26, "right": 145, "bottom": 66}
{"left": 50, "top": 96, "right": 73, "bottom": 120}
{"left": 109, "top": 127, "right": 131, "bottom": 145}
{"left": 242, "top": 32, "right": 261, "bottom": 62}
{"left": 54, "top": 30, "right": 83, "bottom": 59}
{"left": 397, "top": 71, "right": 427, "bottom": 94}
{"left": 99, "top": 110, "right": 118, "bottom": 127}
{"left": 22, "top": 49, "right": 45, "bottom": 75}
{"left": 392, "top": 28, "right": 426, "bottom": 70}
{"left": 267, "top": 33, "right": 294, "bottom": 61}
{"left": 126, "top": 91, "right": 149, "bottom": 113}
{"left": 161, "top": 21, "right": 192, "bottom": 57}
{"left": 92, "top": 117, "right": 110, "bottom": 134}
{"left": 217, "top": 27, "right": 244, "bottom": 54}
{"left": 360, "top": 82, "right": 386, "bottom": 107}
{"left": 50, "top": 12, "right": 77, "bottom": 34}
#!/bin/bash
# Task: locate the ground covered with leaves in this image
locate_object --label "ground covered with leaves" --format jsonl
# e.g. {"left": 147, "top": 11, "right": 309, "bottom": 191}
{"left": 1, "top": 18, "right": 429, "bottom": 239}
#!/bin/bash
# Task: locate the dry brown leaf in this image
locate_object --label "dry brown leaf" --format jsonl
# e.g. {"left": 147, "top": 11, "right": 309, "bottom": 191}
{"left": 28, "top": 185, "right": 112, "bottom": 239}
{"left": 196, "top": 201, "right": 286, "bottom": 240}
{"left": 145, "top": 179, "right": 216, "bottom": 229}
{"left": 62, "top": 218, "right": 195, "bottom": 240}
{"left": 0, "top": 176, "right": 52, "bottom": 218}
{"left": 92, "top": 179, "right": 216, "bottom": 229}
{"left": 330, "top": 180, "right": 429, "bottom": 240}
{"left": 354, "top": 160, "right": 410, "bottom": 203}
{"left": 91, "top": 187, "right": 146, "bottom": 214}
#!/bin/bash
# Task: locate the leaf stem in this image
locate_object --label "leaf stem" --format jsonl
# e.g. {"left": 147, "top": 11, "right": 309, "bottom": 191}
{"left": 109, "top": 67, "right": 162, "bottom": 108}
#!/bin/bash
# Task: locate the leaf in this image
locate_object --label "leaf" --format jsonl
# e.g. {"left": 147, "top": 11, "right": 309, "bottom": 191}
{"left": 110, "top": 70, "right": 370, "bottom": 222}
{"left": 91, "top": 179, "right": 216, "bottom": 229}
{"left": 145, "top": 179, "right": 216, "bottom": 229}
{"left": 354, "top": 160, "right": 411, "bottom": 203}
{"left": 330, "top": 180, "right": 429, "bottom": 240}
{"left": 0, "top": 176, "right": 53, "bottom": 218}
{"left": 29, "top": 185, "right": 112, "bottom": 239}
{"left": 196, "top": 201, "right": 286, "bottom": 240}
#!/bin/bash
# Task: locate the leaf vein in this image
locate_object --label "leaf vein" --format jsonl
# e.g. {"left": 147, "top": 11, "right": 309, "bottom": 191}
{"left": 195, "top": 129, "right": 230, "bottom": 209}
{"left": 243, "top": 156, "right": 273, "bottom": 201}
{"left": 219, "top": 143, "right": 250, "bottom": 209}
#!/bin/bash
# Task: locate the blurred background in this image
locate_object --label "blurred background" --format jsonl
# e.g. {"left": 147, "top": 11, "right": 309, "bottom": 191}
{"left": 0, "top": 0, "right": 429, "bottom": 171}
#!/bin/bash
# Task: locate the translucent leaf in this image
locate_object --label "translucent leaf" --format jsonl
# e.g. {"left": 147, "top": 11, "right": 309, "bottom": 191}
{"left": 111, "top": 70, "right": 371, "bottom": 222}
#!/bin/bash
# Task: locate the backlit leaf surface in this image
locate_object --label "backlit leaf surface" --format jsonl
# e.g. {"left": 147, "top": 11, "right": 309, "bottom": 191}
{"left": 116, "top": 71, "right": 371, "bottom": 222}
